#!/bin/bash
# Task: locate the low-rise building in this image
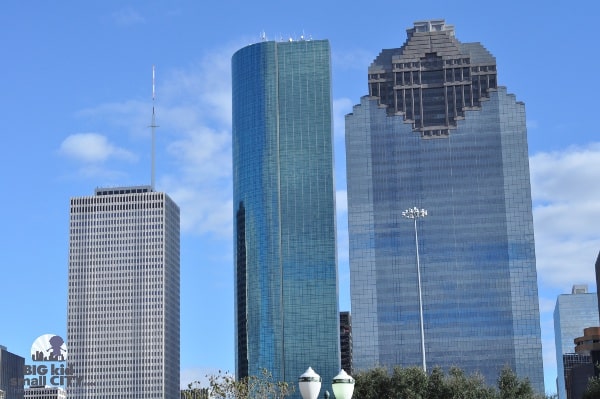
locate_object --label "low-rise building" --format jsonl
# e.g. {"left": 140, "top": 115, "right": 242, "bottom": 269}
{"left": 0, "top": 345, "right": 24, "bottom": 399}
{"left": 24, "top": 387, "right": 66, "bottom": 399}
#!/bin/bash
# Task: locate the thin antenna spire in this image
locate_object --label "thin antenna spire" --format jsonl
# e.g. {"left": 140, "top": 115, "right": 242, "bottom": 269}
{"left": 150, "top": 65, "right": 158, "bottom": 191}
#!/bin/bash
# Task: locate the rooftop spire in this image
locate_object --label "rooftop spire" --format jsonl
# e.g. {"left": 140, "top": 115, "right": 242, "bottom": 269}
{"left": 150, "top": 65, "right": 159, "bottom": 191}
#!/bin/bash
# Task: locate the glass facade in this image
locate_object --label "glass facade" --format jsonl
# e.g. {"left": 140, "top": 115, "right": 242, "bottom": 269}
{"left": 67, "top": 186, "right": 180, "bottom": 399}
{"left": 346, "top": 20, "right": 544, "bottom": 392}
{"left": 0, "top": 346, "right": 24, "bottom": 399}
{"left": 554, "top": 288, "right": 599, "bottom": 399}
{"left": 232, "top": 39, "right": 340, "bottom": 396}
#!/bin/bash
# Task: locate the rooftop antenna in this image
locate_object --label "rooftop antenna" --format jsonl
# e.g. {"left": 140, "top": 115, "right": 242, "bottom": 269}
{"left": 150, "top": 65, "right": 159, "bottom": 191}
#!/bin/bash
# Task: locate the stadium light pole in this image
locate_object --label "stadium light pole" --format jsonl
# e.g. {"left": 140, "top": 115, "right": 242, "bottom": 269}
{"left": 402, "top": 206, "right": 428, "bottom": 372}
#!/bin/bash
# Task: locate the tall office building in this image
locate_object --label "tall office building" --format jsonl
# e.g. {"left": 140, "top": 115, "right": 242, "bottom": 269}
{"left": 554, "top": 285, "right": 599, "bottom": 399}
{"left": 67, "top": 186, "right": 180, "bottom": 399}
{"left": 0, "top": 346, "right": 24, "bottom": 399}
{"left": 232, "top": 38, "right": 340, "bottom": 395}
{"left": 346, "top": 20, "right": 544, "bottom": 391}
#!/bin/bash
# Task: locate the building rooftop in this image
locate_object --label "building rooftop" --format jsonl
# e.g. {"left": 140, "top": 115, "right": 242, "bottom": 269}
{"left": 94, "top": 185, "right": 153, "bottom": 196}
{"left": 572, "top": 284, "right": 589, "bottom": 294}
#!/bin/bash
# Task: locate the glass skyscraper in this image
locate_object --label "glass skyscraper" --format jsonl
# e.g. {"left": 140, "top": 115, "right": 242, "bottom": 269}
{"left": 67, "top": 186, "right": 180, "bottom": 399}
{"left": 232, "top": 39, "right": 340, "bottom": 395}
{"left": 554, "top": 285, "right": 599, "bottom": 399}
{"left": 345, "top": 20, "right": 544, "bottom": 392}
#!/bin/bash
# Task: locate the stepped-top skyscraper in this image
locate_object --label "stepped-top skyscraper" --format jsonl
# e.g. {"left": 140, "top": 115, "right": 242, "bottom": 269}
{"left": 345, "top": 20, "right": 544, "bottom": 391}
{"left": 232, "top": 38, "right": 340, "bottom": 396}
{"left": 67, "top": 186, "right": 180, "bottom": 399}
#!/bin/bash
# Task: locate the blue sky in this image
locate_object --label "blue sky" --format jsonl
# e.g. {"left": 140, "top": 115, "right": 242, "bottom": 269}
{"left": 1, "top": 1, "right": 599, "bottom": 395}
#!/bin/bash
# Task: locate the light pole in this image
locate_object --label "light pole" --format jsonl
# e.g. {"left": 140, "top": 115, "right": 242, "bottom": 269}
{"left": 402, "top": 206, "right": 428, "bottom": 372}
{"left": 298, "top": 367, "right": 322, "bottom": 399}
{"left": 299, "top": 368, "right": 355, "bottom": 399}
{"left": 331, "top": 370, "right": 355, "bottom": 399}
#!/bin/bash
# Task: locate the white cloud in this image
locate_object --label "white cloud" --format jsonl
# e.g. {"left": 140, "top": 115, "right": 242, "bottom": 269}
{"left": 161, "top": 124, "right": 232, "bottom": 235}
{"left": 162, "top": 179, "right": 233, "bottom": 237}
{"left": 166, "top": 126, "right": 231, "bottom": 183}
{"left": 160, "top": 46, "right": 235, "bottom": 130}
{"left": 63, "top": 44, "right": 240, "bottom": 237}
{"left": 154, "top": 47, "right": 238, "bottom": 236}
{"left": 530, "top": 142, "right": 600, "bottom": 391}
{"left": 59, "top": 133, "right": 137, "bottom": 163}
{"left": 530, "top": 143, "right": 600, "bottom": 289}
{"left": 531, "top": 143, "right": 600, "bottom": 204}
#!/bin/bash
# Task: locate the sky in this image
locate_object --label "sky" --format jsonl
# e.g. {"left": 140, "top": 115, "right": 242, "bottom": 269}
{"left": 1, "top": 0, "right": 599, "bottom": 395}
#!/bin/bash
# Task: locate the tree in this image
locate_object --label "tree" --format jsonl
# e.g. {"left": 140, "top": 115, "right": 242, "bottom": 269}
{"left": 181, "top": 381, "right": 210, "bottom": 399}
{"left": 389, "top": 366, "right": 428, "bottom": 398}
{"left": 354, "top": 366, "right": 496, "bottom": 399}
{"left": 187, "top": 369, "right": 294, "bottom": 399}
{"left": 445, "top": 367, "right": 497, "bottom": 399}
{"left": 352, "top": 367, "right": 392, "bottom": 399}
{"left": 352, "top": 365, "right": 551, "bottom": 399}
{"left": 583, "top": 375, "right": 600, "bottom": 399}
{"left": 195, "top": 366, "right": 554, "bottom": 399}
{"left": 426, "top": 367, "right": 451, "bottom": 399}
{"left": 496, "top": 366, "right": 557, "bottom": 399}
{"left": 497, "top": 366, "right": 535, "bottom": 399}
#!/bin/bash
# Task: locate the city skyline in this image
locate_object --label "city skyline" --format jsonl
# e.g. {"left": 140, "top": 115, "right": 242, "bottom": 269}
{"left": 1, "top": 2, "right": 600, "bottom": 395}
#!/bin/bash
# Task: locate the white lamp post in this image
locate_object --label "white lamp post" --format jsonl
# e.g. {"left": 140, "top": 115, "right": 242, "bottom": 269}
{"left": 299, "top": 368, "right": 355, "bottom": 399}
{"left": 402, "top": 206, "right": 428, "bottom": 372}
{"left": 331, "top": 369, "right": 355, "bottom": 399}
{"left": 299, "top": 367, "right": 322, "bottom": 399}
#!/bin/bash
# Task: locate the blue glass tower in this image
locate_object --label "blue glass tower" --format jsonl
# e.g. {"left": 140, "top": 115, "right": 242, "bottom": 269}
{"left": 232, "top": 39, "right": 340, "bottom": 394}
{"left": 554, "top": 285, "right": 599, "bottom": 399}
{"left": 346, "top": 20, "right": 544, "bottom": 392}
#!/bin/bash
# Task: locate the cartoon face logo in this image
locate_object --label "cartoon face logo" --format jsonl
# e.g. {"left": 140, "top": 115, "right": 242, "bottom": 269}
{"left": 31, "top": 334, "right": 67, "bottom": 362}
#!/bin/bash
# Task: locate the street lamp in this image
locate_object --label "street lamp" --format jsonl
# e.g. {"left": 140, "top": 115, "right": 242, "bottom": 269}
{"left": 299, "top": 368, "right": 355, "bottom": 399}
{"left": 401, "top": 206, "right": 428, "bottom": 372}
{"left": 331, "top": 369, "right": 355, "bottom": 399}
{"left": 299, "top": 367, "right": 321, "bottom": 399}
